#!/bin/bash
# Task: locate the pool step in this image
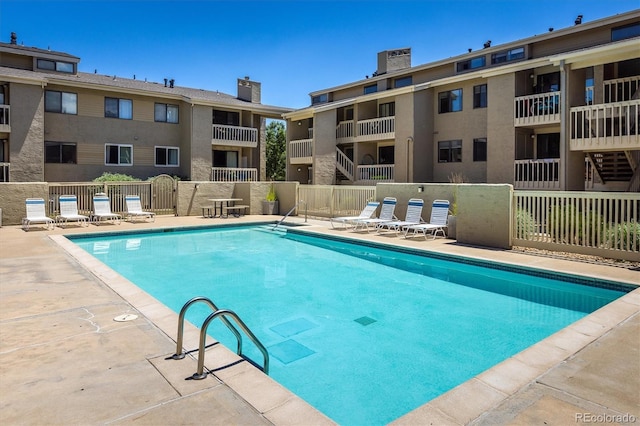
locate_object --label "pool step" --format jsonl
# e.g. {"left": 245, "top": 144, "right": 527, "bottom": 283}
{"left": 254, "top": 224, "right": 288, "bottom": 235}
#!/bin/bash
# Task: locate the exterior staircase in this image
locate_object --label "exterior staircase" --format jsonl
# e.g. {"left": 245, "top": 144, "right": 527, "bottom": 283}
{"left": 587, "top": 151, "right": 639, "bottom": 191}
{"left": 336, "top": 148, "right": 354, "bottom": 184}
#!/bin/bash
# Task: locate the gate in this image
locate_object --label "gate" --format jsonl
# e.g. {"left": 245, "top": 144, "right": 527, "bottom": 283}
{"left": 151, "top": 174, "right": 176, "bottom": 215}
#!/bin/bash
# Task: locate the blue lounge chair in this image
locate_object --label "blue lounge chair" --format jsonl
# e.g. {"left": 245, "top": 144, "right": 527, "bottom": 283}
{"left": 352, "top": 197, "right": 397, "bottom": 232}
{"left": 125, "top": 195, "right": 155, "bottom": 222}
{"left": 56, "top": 195, "right": 89, "bottom": 228}
{"left": 22, "top": 198, "right": 54, "bottom": 231}
{"left": 377, "top": 198, "right": 424, "bottom": 234}
{"left": 330, "top": 201, "right": 380, "bottom": 229}
{"left": 91, "top": 194, "right": 121, "bottom": 225}
{"left": 403, "top": 200, "right": 450, "bottom": 239}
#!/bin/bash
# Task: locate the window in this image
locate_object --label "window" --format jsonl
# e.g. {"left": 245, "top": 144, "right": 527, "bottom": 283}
{"left": 154, "top": 103, "right": 179, "bottom": 123}
{"left": 378, "top": 145, "right": 394, "bottom": 164}
{"left": 212, "top": 109, "right": 240, "bottom": 126}
{"left": 37, "top": 59, "right": 74, "bottom": 73}
{"left": 536, "top": 133, "right": 560, "bottom": 159}
{"left": 379, "top": 102, "right": 395, "bottom": 117}
{"left": 456, "top": 56, "right": 486, "bottom": 72}
{"left": 612, "top": 22, "right": 640, "bottom": 41}
{"left": 155, "top": 146, "right": 179, "bottom": 167}
{"left": 491, "top": 47, "right": 524, "bottom": 64}
{"left": 311, "top": 93, "right": 328, "bottom": 105}
{"left": 438, "top": 89, "right": 462, "bottom": 113}
{"left": 45, "top": 142, "right": 76, "bottom": 164}
{"left": 438, "top": 140, "right": 462, "bottom": 163}
{"left": 105, "top": 97, "right": 132, "bottom": 119}
{"left": 473, "top": 84, "right": 487, "bottom": 108}
{"left": 394, "top": 76, "right": 412, "bottom": 88}
{"left": 45, "top": 90, "right": 77, "bottom": 114}
{"left": 105, "top": 144, "right": 133, "bottom": 165}
{"left": 473, "top": 138, "right": 487, "bottom": 161}
{"left": 364, "top": 84, "right": 377, "bottom": 95}
{"left": 213, "top": 150, "right": 238, "bottom": 167}
{"left": 537, "top": 72, "right": 560, "bottom": 93}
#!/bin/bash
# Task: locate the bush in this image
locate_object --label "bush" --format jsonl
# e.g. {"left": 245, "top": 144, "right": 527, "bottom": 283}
{"left": 548, "top": 204, "right": 605, "bottom": 245}
{"left": 93, "top": 172, "right": 140, "bottom": 182}
{"left": 605, "top": 220, "right": 640, "bottom": 250}
{"left": 515, "top": 208, "right": 536, "bottom": 238}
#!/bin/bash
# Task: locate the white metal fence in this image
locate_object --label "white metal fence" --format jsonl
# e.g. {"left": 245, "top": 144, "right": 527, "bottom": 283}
{"left": 514, "top": 191, "right": 639, "bottom": 261}
{"left": 298, "top": 185, "right": 376, "bottom": 218}
{"left": 211, "top": 167, "right": 257, "bottom": 182}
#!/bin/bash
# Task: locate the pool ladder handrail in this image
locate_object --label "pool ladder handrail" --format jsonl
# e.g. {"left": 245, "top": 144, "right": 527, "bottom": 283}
{"left": 273, "top": 199, "right": 307, "bottom": 230}
{"left": 171, "top": 296, "right": 269, "bottom": 378}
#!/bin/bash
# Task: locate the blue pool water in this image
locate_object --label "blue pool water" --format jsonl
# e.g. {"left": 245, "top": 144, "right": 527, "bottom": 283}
{"left": 70, "top": 225, "right": 628, "bottom": 425}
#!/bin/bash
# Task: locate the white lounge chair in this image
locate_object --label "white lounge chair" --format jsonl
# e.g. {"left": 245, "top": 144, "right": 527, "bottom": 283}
{"left": 91, "top": 194, "right": 121, "bottom": 225}
{"left": 125, "top": 195, "right": 155, "bottom": 222}
{"left": 377, "top": 198, "right": 425, "bottom": 234}
{"left": 330, "top": 201, "right": 380, "bottom": 229}
{"left": 56, "top": 195, "right": 89, "bottom": 228}
{"left": 352, "top": 197, "right": 397, "bottom": 232}
{"left": 403, "top": 199, "right": 450, "bottom": 239}
{"left": 22, "top": 198, "right": 55, "bottom": 231}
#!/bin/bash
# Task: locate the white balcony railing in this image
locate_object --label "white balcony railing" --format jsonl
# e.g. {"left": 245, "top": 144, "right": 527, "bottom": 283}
{"left": 0, "top": 105, "right": 9, "bottom": 132}
{"left": 0, "top": 162, "right": 8, "bottom": 182}
{"left": 514, "top": 159, "right": 560, "bottom": 190}
{"left": 514, "top": 92, "right": 561, "bottom": 126}
{"left": 212, "top": 124, "right": 258, "bottom": 148}
{"left": 289, "top": 139, "right": 313, "bottom": 163}
{"left": 211, "top": 167, "right": 257, "bottom": 182}
{"left": 570, "top": 100, "right": 640, "bottom": 151}
{"left": 357, "top": 116, "right": 395, "bottom": 141}
{"left": 604, "top": 76, "right": 640, "bottom": 103}
{"left": 357, "top": 164, "right": 394, "bottom": 182}
{"left": 336, "top": 121, "right": 355, "bottom": 140}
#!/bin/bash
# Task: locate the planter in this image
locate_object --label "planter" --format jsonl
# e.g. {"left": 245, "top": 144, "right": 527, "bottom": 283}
{"left": 262, "top": 200, "right": 279, "bottom": 215}
{"left": 447, "top": 215, "right": 457, "bottom": 239}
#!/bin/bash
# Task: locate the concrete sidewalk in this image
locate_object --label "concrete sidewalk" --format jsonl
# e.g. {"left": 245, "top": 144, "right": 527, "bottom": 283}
{"left": 0, "top": 216, "right": 638, "bottom": 425}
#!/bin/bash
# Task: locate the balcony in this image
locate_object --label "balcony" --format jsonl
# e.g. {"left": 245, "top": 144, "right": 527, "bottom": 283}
{"left": 514, "top": 92, "right": 561, "bottom": 127}
{"left": 289, "top": 139, "right": 313, "bottom": 164}
{"left": 357, "top": 116, "right": 395, "bottom": 142}
{"left": 212, "top": 124, "right": 258, "bottom": 148}
{"left": 357, "top": 164, "right": 394, "bottom": 183}
{"left": 514, "top": 159, "right": 560, "bottom": 190}
{"left": 336, "top": 121, "right": 355, "bottom": 142}
{"left": 570, "top": 100, "right": 639, "bottom": 151}
{"left": 211, "top": 167, "right": 257, "bottom": 182}
{"left": 0, "top": 105, "right": 10, "bottom": 133}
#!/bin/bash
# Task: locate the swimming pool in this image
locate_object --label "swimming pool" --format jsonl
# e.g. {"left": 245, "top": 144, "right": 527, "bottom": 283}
{"left": 69, "top": 225, "right": 630, "bottom": 425}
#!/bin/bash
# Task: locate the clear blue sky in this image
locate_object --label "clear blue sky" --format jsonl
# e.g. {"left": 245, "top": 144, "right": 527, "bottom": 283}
{"left": 1, "top": 0, "right": 637, "bottom": 109}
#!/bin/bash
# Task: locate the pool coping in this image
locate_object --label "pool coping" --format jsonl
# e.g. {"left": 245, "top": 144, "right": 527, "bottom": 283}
{"left": 48, "top": 219, "right": 640, "bottom": 425}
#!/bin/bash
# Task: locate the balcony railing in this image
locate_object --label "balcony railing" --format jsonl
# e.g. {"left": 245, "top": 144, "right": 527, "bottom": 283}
{"left": 336, "top": 121, "right": 355, "bottom": 140}
{"left": 357, "top": 164, "right": 394, "bottom": 182}
{"left": 289, "top": 139, "right": 313, "bottom": 164}
{"left": 357, "top": 116, "right": 395, "bottom": 141}
{"left": 570, "top": 100, "right": 639, "bottom": 151}
{"left": 514, "top": 92, "right": 561, "bottom": 126}
{"left": 212, "top": 124, "right": 258, "bottom": 148}
{"left": 604, "top": 76, "right": 640, "bottom": 103}
{"left": 0, "top": 162, "right": 8, "bottom": 182}
{"left": 0, "top": 105, "right": 9, "bottom": 132}
{"left": 514, "top": 159, "right": 560, "bottom": 190}
{"left": 211, "top": 167, "right": 257, "bottom": 182}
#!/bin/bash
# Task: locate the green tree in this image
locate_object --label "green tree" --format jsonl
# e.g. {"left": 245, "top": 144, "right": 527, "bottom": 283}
{"left": 266, "top": 120, "right": 286, "bottom": 180}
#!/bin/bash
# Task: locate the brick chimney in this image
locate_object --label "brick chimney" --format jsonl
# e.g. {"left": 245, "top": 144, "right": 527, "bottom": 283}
{"left": 376, "top": 48, "right": 411, "bottom": 75}
{"left": 237, "top": 76, "right": 261, "bottom": 103}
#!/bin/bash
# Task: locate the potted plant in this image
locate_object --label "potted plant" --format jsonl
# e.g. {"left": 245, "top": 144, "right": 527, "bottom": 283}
{"left": 262, "top": 184, "right": 279, "bottom": 215}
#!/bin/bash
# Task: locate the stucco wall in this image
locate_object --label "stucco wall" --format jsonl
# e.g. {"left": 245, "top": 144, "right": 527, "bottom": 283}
{"left": 313, "top": 110, "right": 337, "bottom": 185}
{"left": 0, "top": 182, "right": 49, "bottom": 225}
{"left": 10, "top": 83, "right": 45, "bottom": 182}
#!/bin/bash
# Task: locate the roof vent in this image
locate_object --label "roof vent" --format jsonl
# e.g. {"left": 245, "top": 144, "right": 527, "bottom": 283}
{"left": 10, "top": 32, "right": 17, "bottom": 45}
{"left": 483, "top": 40, "right": 491, "bottom": 49}
{"left": 575, "top": 15, "right": 583, "bottom": 25}
{"left": 169, "top": 79, "right": 174, "bottom": 88}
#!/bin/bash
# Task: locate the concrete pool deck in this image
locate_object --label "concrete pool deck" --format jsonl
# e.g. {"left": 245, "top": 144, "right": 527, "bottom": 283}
{"left": 0, "top": 215, "right": 638, "bottom": 425}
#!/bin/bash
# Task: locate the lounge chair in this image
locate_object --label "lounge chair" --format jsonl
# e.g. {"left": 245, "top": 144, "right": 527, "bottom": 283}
{"left": 377, "top": 198, "right": 424, "bottom": 234}
{"left": 330, "top": 201, "right": 380, "bottom": 228}
{"left": 22, "top": 198, "right": 55, "bottom": 231}
{"left": 403, "top": 199, "right": 450, "bottom": 239}
{"left": 56, "top": 195, "right": 89, "bottom": 228}
{"left": 352, "top": 197, "right": 397, "bottom": 232}
{"left": 91, "top": 194, "right": 121, "bottom": 225}
{"left": 125, "top": 195, "right": 155, "bottom": 222}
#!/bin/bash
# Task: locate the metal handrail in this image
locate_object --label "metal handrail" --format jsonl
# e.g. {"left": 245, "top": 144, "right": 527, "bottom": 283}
{"left": 192, "top": 309, "right": 269, "bottom": 379}
{"left": 171, "top": 296, "right": 242, "bottom": 360}
{"left": 273, "top": 199, "right": 307, "bottom": 230}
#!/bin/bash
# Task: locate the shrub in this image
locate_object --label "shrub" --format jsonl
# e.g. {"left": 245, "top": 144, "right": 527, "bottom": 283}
{"left": 548, "top": 204, "right": 605, "bottom": 245}
{"left": 605, "top": 220, "right": 640, "bottom": 250}
{"left": 515, "top": 208, "right": 536, "bottom": 239}
{"left": 93, "top": 172, "right": 140, "bottom": 182}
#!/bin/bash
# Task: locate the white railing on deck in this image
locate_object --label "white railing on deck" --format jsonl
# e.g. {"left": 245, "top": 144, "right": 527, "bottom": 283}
{"left": 211, "top": 167, "right": 257, "bottom": 182}
{"left": 514, "top": 159, "right": 560, "bottom": 190}
{"left": 289, "top": 139, "right": 313, "bottom": 159}
{"left": 514, "top": 191, "right": 639, "bottom": 261}
{"left": 604, "top": 76, "right": 640, "bottom": 103}
{"left": 514, "top": 92, "right": 561, "bottom": 126}
{"left": 570, "top": 100, "right": 639, "bottom": 150}
{"left": 298, "top": 185, "right": 376, "bottom": 218}
{"left": 357, "top": 116, "right": 395, "bottom": 139}
{"left": 0, "top": 105, "right": 9, "bottom": 130}
{"left": 336, "top": 121, "right": 354, "bottom": 139}
{"left": 212, "top": 124, "right": 258, "bottom": 147}
{"left": 336, "top": 148, "right": 354, "bottom": 180}
{"left": 0, "top": 162, "right": 8, "bottom": 182}
{"left": 357, "top": 164, "right": 394, "bottom": 182}
{"left": 48, "top": 182, "right": 154, "bottom": 215}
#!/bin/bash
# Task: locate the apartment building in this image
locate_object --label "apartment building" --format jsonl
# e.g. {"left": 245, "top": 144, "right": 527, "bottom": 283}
{"left": 284, "top": 10, "right": 640, "bottom": 191}
{"left": 0, "top": 33, "right": 291, "bottom": 183}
